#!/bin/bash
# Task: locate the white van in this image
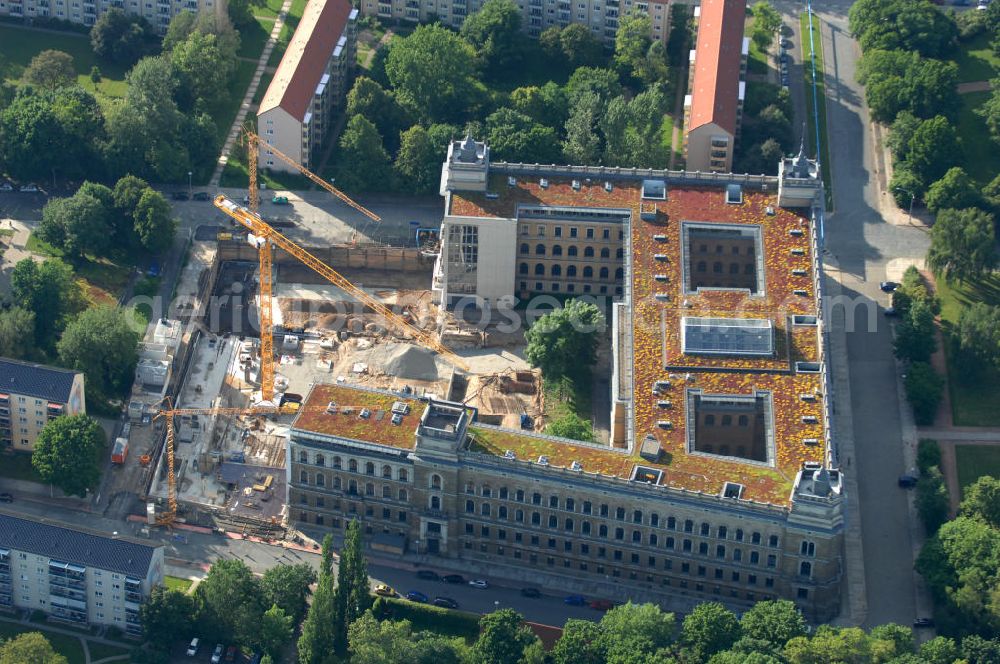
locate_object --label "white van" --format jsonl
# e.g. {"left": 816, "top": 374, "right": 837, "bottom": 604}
{"left": 186, "top": 637, "right": 200, "bottom": 656}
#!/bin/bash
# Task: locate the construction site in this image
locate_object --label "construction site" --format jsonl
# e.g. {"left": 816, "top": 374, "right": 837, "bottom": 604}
{"left": 109, "top": 130, "right": 546, "bottom": 533}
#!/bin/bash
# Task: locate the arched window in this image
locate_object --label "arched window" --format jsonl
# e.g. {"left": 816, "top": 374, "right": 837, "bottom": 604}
{"left": 697, "top": 261, "right": 707, "bottom": 272}
{"left": 532, "top": 493, "right": 542, "bottom": 505}
{"left": 552, "top": 245, "right": 563, "bottom": 256}
{"left": 520, "top": 243, "right": 529, "bottom": 254}
{"left": 349, "top": 459, "right": 358, "bottom": 472}
{"left": 566, "top": 498, "right": 575, "bottom": 511}
{"left": 481, "top": 503, "right": 491, "bottom": 516}
{"left": 616, "top": 248, "right": 623, "bottom": 259}
{"left": 348, "top": 480, "right": 358, "bottom": 495}
{"left": 535, "top": 264, "right": 545, "bottom": 275}
{"left": 583, "top": 266, "right": 593, "bottom": 278}
{"left": 600, "top": 248, "right": 609, "bottom": 259}
{"left": 398, "top": 488, "right": 407, "bottom": 501}
{"left": 300, "top": 470, "right": 308, "bottom": 483}
{"left": 584, "top": 246, "right": 594, "bottom": 258}
{"left": 548, "top": 515, "right": 557, "bottom": 528}
{"left": 667, "top": 516, "right": 676, "bottom": 529}
{"left": 632, "top": 530, "right": 641, "bottom": 542}
{"left": 800, "top": 561, "right": 812, "bottom": 577}
{"left": 316, "top": 474, "right": 325, "bottom": 487}
{"left": 430, "top": 474, "right": 442, "bottom": 490}
{"left": 520, "top": 263, "right": 528, "bottom": 274}
{"left": 568, "top": 246, "right": 578, "bottom": 257}
{"left": 430, "top": 495, "right": 441, "bottom": 510}
{"left": 498, "top": 505, "right": 508, "bottom": 520}
{"left": 738, "top": 415, "right": 749, "bottom": 426}
{"left": 615, "top": 268, "right": 623, "bottom": 280}
{"left": 515, "top": 509, "right": 524, "bottom": 522}
{"left": 299, "top": 451, "right": 308, "bottom": 463}
{"left": 334, "top": 476, "right": 342, "bottom": 489}
{"left": 565, "top": 518, "right": 574, "bottom": 531}
{"left": 567, "top": 265, "right": 577, "bottom": 277}
{"left": 365, "top": 483, "right": 374, "bottom": 496}
{"left": 332, "top": 456, "right": 342, "bottom": 469}
{"left": 633, "top": 510, "right": 643, "bottom": 523}
{"left": 465, "top": 482, "right": 475, "bottom": 494}
{"left": 600, "top": 267, "right": 609, "bottom": 279}
{"left": 365, "top": 462, "right": 375, "bottom": 475}
{"left": 382, "top": 465, "right": 392, "bottom": 478}
{"left": 649, "top": 533, "right": 658, "bottom": 546}
{"left": 582, "top": 521, "right": 591, "bottom": 535}
{"left": 535, "top": 244, "right": 546, "bottom": 255}
{"left": 599, "top": 525, "right": 608, "bottom": 537}
{"left": 315, "top": 454, "right": 325, "bottom": 467}
{"left": 713, "top": 262, "right": 723, "bottom": 273}
{"left": 551, "top": 264, "right": 562, "bottom": 277}
{"left": 722, "top": 415, "right": 732, "bottom": 426}
{"left": 398, "top": 469, "right": 408, "bottom": 482}
{"left": 616, "top": 507, "right": 626, "bottom": 520}
{"left": 382, "top": 485, "right": 391, "bottom": 498}
{"left": 531, "top": 512, "right": 541, "bottom": 525}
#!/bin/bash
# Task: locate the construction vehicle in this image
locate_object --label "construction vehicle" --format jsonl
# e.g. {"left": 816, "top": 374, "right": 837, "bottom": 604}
{"left": 213, "top": 195, "right": 470, "bottom": 402}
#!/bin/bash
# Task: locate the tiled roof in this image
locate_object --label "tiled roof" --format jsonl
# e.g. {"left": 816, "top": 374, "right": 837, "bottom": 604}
{"left": 258, "top": 0, "right": 353, "bottom": 121}
{"left": 0, "top": 357, "right": 78, "bottom": 403}
{"left": 0, "top": 511, "right": 160, "bottom": 578}
{"left": 291, "top": 384, "right": 420, "bottom": 451}
{"left": 688, "top": 0, "right": 746, "bottom": 134}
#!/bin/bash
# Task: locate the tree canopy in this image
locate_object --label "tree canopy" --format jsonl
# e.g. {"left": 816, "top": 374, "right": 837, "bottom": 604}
{"left": 90, "top": 8, "right": 155, "bottom": 66}
{"left": 193, "top": 559, "right": 266, "bottom": 645}
{"left": 925, "top": 167, "right": 981, "bottom": 213}
{"left": 525, "top": 299, "right": 605, "bottom": 378}
{"left": 857, "top": 51, "right": 960, "bottom": 123}
{"left": 0, "top": 632, "right": 67, "bottom": 664}
{"left": 32, "top": 414, "right": 103, "bottom": 497}
{"left": 849, "top": 0, "right": 958, "bottom": 57}
{"left": 926, "top": 207, "right": 997, "bottom": 282}
{"left": 460, "top": 0, "right": 524, "bottom": 78}
{"left": 10, "top": 258, "right": 81, "bottom": 349}
{"left": 23, "top": 50, "right": 76, "bottom": 90}
{"left": 57, "top": 306, "right": 141, "bottom": 404}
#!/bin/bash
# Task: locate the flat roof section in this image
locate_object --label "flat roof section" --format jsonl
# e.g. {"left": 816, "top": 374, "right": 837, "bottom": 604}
{"left": 682, "top": 317, "right": 774, "bottom": 356}
{"left": 291, "top": 384, "right": 421, "bottom": 451}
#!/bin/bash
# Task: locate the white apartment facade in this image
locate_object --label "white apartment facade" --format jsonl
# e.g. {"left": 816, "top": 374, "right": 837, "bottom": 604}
{"left": 0, "top": 512, "right": 164, "bottom": 635}
{"left": 0, "top": 358, "right": 85, "bottom": 453}
{"left": 0, "top": 0, "right": 225, "bottom": 32}
{"left": 257, "top": 0, "right": 357, "bottom": 173}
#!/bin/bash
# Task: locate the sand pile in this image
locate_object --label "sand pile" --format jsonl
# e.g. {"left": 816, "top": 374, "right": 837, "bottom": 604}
{"left": 361, "top": 342, "right": 442, "bottom": 381}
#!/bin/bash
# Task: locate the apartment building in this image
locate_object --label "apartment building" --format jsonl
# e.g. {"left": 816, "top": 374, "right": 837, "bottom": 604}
{"left": 0, "top": 0, "right": 225, "bottom": 32}
{"left": 359, "top": 0, "right": 672, "bottom": 44}
{"left": 0, "top": 511, "right": 164, "bottom": 635}
{"left": 0, "top": 358, "right": 85, "bottom": 453}
{"left": 257, "top": 0, "right": 357, "bottom": 174}
{"left": 287, "top": 145, "right": 839, "bottom": 620}
{"left": 683, "top": 0, "right": 748, "bottom": 172}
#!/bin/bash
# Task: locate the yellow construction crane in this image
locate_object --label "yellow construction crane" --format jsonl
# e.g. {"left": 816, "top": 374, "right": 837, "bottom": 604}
{"left": 151, "top": 399, "right": 299, "bottom": 526}
{"left": 213, "top": 195, "right": 470, "bottom": 393}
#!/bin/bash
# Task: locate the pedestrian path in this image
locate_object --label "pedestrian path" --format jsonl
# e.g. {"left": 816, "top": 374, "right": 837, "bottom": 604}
{"left": 957, "top": 80, "right": 993, "bottom": 94}
{"left": 209, "top": 0, "right": 293, "bottom": 187}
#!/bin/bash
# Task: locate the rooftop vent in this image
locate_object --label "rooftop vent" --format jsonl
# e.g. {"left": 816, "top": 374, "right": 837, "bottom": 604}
{"left": 537, "top": 455, "right": 550, "bottom": 465}
{"left": 722, "top": 482, "right": 744, "bottom": 499}
{"left": 604, "top": 181, "right": 613, "bottom": 192}
{"left": 793, "top": 289, "right": 809, "bottom": 297}
{"left": 654, "top": 380, "right": 671, "bottom": 392}
{"left": 792, "top": 315, "right": 817, "bottom": 325}
{"left": 655, "top": 294, "right": 670, "bottom": 301}
{"left": 789, "top": 228, "right": 804, "bottom": 237}
{"left": 539, "top": 178, "right": 549, "bottom": 189}
{"left": 765, "top": 205, "right": 776, "bottom": 215}
{"left": 803, "top": 461, "right": 822, "bottom": 471}
{"left": 391, "top": 401, "right": 410, "bottom": 415}
{"left": 795, "top": 362, "right": 822, "bottom": 373}
{"left": 656, "top": 420, "right": 673, "bottom": 429}
{"left": 571, "top": 179, "right": 581, "bottom": 191}
{"left": 792, "top": 269, "right": 808, "bottom": 277}
{"left": 653, "top": 234, "right": 667, "bottom": 242}
{"left": 654, "top": 274, "right": 667, "bottom": 282}
{"left": 507, "top": 176, "right": 517, "bottom": 187}
{"left": 799, "top": 393, "right": 817, "bottom": 402}
{"left": 570, "top": 460, "right": 583, "bottom": 471}
{"left": 639, "top": 434, "right": 662, "bottom": 462}
{"left": 642, "top": 179, "right": 667, "bottom": 200}
{"left": 391, "top": 412, "right": 403, "bottom": 426}
{"left": 503, "top": 449, "right": 516, "bottom": 460}
{"left": 803, "top": 437, "right": 820, "bottom": 446}
{"left": 801, "top": 415, "right": 819, "bottom": 424}
{"left": 657, "top": 400, "right": 672, "bottom": 409}
{"left": 790, "top": 248, "right": 806, "bottom": 256}
{"left": 725, "top": 184, "right": 743, "bottom": 204}
{"left": 654, "top": 254, "right": 668, "bottom": 262}
{"left": 485, "top": 191, "right": 499, "bottom": 200}
{"left": 359, "top": 408, "right": 371, "bottom": 419}
{"left": 325, "top": 401, "right": 338, "bottom": 414}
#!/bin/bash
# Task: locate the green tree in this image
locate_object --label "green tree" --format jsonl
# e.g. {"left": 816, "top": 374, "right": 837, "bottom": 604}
{"left": 227, "top": 0, "right": 254, "bottom": 26}
{"left": 682, "top": 602, "right": 741, "bottom": 662}
{"left": 57, "top": 306, "right": 141, "bottom": 403}
{"left": 555, "top": 23, "right": 605, "bottom": 69}
{"left": 849, "top": 0, "right": 958, "bottom": 57}
{"left": 336, "top": 116, "right": 392, "bottom": 191}
{"left": 750, "top": 1, "right": 782, "bottom": 50}
{"left": 545, "top": 413, "right": 594, "bottom": 441}
{"left": 919, "top": 636, "right": 960, "bottom": 664}
{"left": 170, "top": 31, "right": 231, "bottom": 110}
{"left": 614, "top": 12, "right": 661, "bottom": 84}
{"left": 0, "top": 632, "right": 67, "bottom": 664}
{"left": 566, "top": 67, "right": 622, "bottom": 108}
{"left": 110, "top": 174, "right": 149, "bottom": 245}
{"left": 484, "top": 107, "right": 561, "bottom": 164}
{"left": 349, "top": 613, "right": 417, "bottom": 663}
{"left": 343, "top": 519, "right": 371, "bottom": 634}
{"left": 983, "top": 172, "right": 1000, "bottom": 215}
{"left": 893, "top": 300, "right": 937, "bottom": 363}
{"left": 869, "top": 623, "right": 916, "bottom": 658}
{"left": 38, "top": 192, "right": 113, "bottom": 259}
{"left": 887, "top": 111, "right": 921, "bottom": 161}
{"left": 906, "top": 114, "right": 963, "bottom": 185}
{"left": 460, "top": 0, "right": 524, "bottom": 77}
{"left": 471, "top": 609, "right": 540, "bottom": 664}
{"left": 23, "top": 50, "right": 76, "bottom": 90}
{"left": 141, "top": 586, "right": 194, "bottom": 649}
{"left": 90, "top": 8, "right": 154, "bottom": 66}
{"left": 525, "top": 299, "right": 605, "bottom": 377}
{"left": 857, "top": 51, "right": 960, "bottom": 123}
{"left": 598, "top": 602, "right": 676, "bottom": 661}
{"left": 346, "top": 77, "right": 411, "bottom": 152}
{"left": 562, "top": 91, "right": 602, "bottom": 164}
{"left": 298, "top": 535, "right": 337, "bottom": 664}
{"left": 0, "top": 307, "right": 36, "bottom": 360}
{"left": 134, "top": 189, "right": 177, "bottom": 254}
{"left": 954, "top": 303, "right": 1000, "bottom": 376}
{"left": 904, "top": 361, "right": 944, "bottom": 426}
{"left": 256, "top": 603, "right": 293, "bottom": 660}
{"left": 194, "top": 559, "right": 265, "bottom": 645}
{"left": 739, "top": 600, "right": 806, "bottom": 648}
{"left": 925, "top": 167, "right": 981, "bottom": 213}
{"left": 10, "top": 258, "right": 81, "bottom": 348}
{"left": 927, "top": 207, "right": 997, "bottom": 282}
{"left": 394, "top": 125, "right": 437, "bottom": 194}
{"left": 32, "top": 414, "right": 103, "bottom": 497}
{"left": 261, "top": 563, "right": 316, "bottom": 624}
{"left": 386, "top": 24, "right": 483, "bottom": 123}
{"left": 980, "top": 82, "right": 1000, "bottom": 145}
{"left": 889, "top": 164, "right": 925, "bottom": 209}
{"left": 960, "top": 476, "right": 1000, "bottom": 528}
{"left": 510, "top": 82, "right": 568, "bottom": 128}
{"left": 917, "top": 438, "right": 942, "bottom": 474}
{"left": 552, "top": 619, "right": 605, "bottom": 664}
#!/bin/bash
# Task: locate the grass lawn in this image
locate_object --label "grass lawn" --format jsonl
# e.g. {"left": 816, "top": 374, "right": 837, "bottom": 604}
{"left": 956, "top": 91, "right": 1000, "bottom": 186}
{"left": 266, "top": 0, "right": 308, "bottom": 68}
{"left": 212, "top": 59, "right": 257, "bottom": 147}
{"left": 239, "top": 17, "right": 275, "bottom": 59}
{"left": 746, "top": 20, "right": 768, "bottom": 75}
{"left": 0, "top": 452, "right": 44, "bottom": 482}
{"left": 85, "top": 641, "right": 130, "bottom": 661}
{"left": 0, "top": 25, "right": 128, "bottom": 100}
{"left": 219, "top": 151, "right": 314, "bottom": 191}
{"left": 936, "top": 274, "right": 1000, "bottom": 426}
{"left": 24, "top": 231, "right": 134, "bottom": 305}
{"left": 250, "top": 0, "right": 286, "bottom": 19}
{"left": 542, "top": 372, "right": 593, "bottom": 438}
{"left": 954, "top": 445, "right": 1000, "bottom": 496}
{"left": 800, "top": 11, "right": 832, "bottom": 209}
{"left": 378, "top": 598, "right": 480, "bottom": 642}
{"left": 165, "top": 575, "right": 194, "bottom": 593}
{"left": 953, "top": 33, "right": 1000, "bottom": 84}
{"left": 0, "top": 622, "right": 86, "bottom": 664}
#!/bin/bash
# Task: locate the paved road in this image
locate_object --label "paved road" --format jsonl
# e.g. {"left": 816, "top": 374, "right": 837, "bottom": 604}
{"left": 799, "top": 0, "right": 932, "bottom": 628}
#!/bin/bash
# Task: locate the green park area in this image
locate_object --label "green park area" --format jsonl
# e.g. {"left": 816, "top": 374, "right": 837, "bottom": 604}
{"left": 954, "top": 445, "right": 1000, "bottom": 496}
{"left": 955, "top": 91, "right": 1000, "bottom": 186}
{"left": 0, "top": 619, "right": 129, "bottom": 664}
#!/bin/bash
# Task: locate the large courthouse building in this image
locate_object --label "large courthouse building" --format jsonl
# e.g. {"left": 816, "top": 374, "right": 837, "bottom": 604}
{"left": 285, "top": 140, "right": 844, "bottom": 621}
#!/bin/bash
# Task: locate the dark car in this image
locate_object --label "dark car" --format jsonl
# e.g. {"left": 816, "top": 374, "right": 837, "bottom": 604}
{"left": 0, "top": 493, "right": 12, "bottom": 503}
{"left": 564, "top": 595, "right": 587, "bottom": 606}
{"left": 172, "top": 191, "right": 190, "bottom": 201}
{"left": 442, "top": 574, "right": 465, "bottom": 584}
{"left": 225, "top": 645, "right": 239, "bottom": 662}
{"left": 913, "top": 617, "right": 935, "bottom": 628}
{"left": 416, "top": 570, "right": 439, "bottom": 581}
{"left": 880, "top": 281, "right": 900, "bottom": 292}
{"left": 590, "top": 599, "right": 614, "bottom": 611}
{"left": 433, "top": 596, "right": 459, "bottom": 609}
{"left": 898, "top": 474, "right": 918, "bottom": 488}
{"left": 193, "top": 191, "right": 211, "bottom": 201}
{"left": 405, "top": 590, "right": 429, "bottom": 603}
{"left": 781, "top": 38, "right": 792, "bottom": 48}
{"left": 520, "top": 587, "right": 541, "bottom": 598}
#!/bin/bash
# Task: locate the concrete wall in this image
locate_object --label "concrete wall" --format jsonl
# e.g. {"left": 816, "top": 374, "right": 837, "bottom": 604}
{"left": 0, "top": 0, "right": 225, "bottom": 32}
{"left": 685, "top": 123, "right": 734, "bottom": 173}
{"left": 441, "top": 215, "right": 516, "bottom": 306}
{"left": 217, "top": 241, "right": 434, "bottom": 274}
{"left": 258, "top": 107, "right": 304, "bottom": 175}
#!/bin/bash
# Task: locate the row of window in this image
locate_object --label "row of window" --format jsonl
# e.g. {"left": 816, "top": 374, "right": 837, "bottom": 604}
{"left": 520, "top": 225, "right": 624, "bottom": 240}
{"left": 520, "top": 244, "right": 623, "bottom": 258}
{"left": 295, "top": 454, "right": 410, "bottom": 482}
{"left": 297, "top": 478, "right": 409, "bottom": 502}
{"left": 694, "top": 261, "right": 756, "bottom": 275}
{"left": 519, "top": 263, "right": 623, "bottom": 280}
{"left": 519, "top": 282, "right": 622, "bottom": 295}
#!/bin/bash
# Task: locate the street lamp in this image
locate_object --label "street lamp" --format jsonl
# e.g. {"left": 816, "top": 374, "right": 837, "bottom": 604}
{"left": 893, "top": 187, "right": 915, "bottom": 223}
{"left": 187, "top": 171, "right": 193, "bottom": 199}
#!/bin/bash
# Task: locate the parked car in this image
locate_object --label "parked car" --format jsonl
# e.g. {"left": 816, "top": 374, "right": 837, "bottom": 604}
{"left": 186, "top": 638, "right": 200, "bottom": 656}
{"left": 193, "top": 191, "right": 211, "bottom": 201}
{"left": 374, "top": 584, "right": 396, "bottom": 597}
{"left": 781, "top": 38, "right": 792, "bottom": 48}
{"left": 520, "top": 587, "right": 541, "bottom": 598}
{"left": 211, "top": 643, "right": 224, "bottom": 663}
{"left": 405, "top": 590, "right": 428, "bottom": 603}
{"left": 0, "top": 493, "right": 12, "bottom": 503}
{"left": 468, "top": 579, "right": 489, "bottom": 589}
{"left": 879, "top": 281, "right": 900, "bottom": 292}
{"left": 225, "top": 645, "right": 239, "bottom": 662}
{"left": 172, "top": 191, "right": 190, "bottom": 201}
{"left": 564, "top": 595, "right": 587, "bottom": 606}
{"left": 416, "top": 570, "right": 439, "bottom": 581}
{"left": 271, "top": 195, "right": 289, "bottom": 205}
{"left": 0, "top": 182, "right": 13, "bottom": 192}
{"left": 442, "top": 574, "right": 465, "bottom": 584}
{"left": 898, "top": 474, "right": 918, "bottom": 488}
{"left": 913, "top": 617, "right": 935, "bottom": 628}
{"left": 780, "top": 53, "right": 789, "bottom": 63}
{"left": 589, "top": 599, "right": 614, "bottom": 611}
{"left": 18, "top": 184, "right": 38, "bottom": 193}
{"left": 433, "top": 596, "right": 459, "bottom": 609}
